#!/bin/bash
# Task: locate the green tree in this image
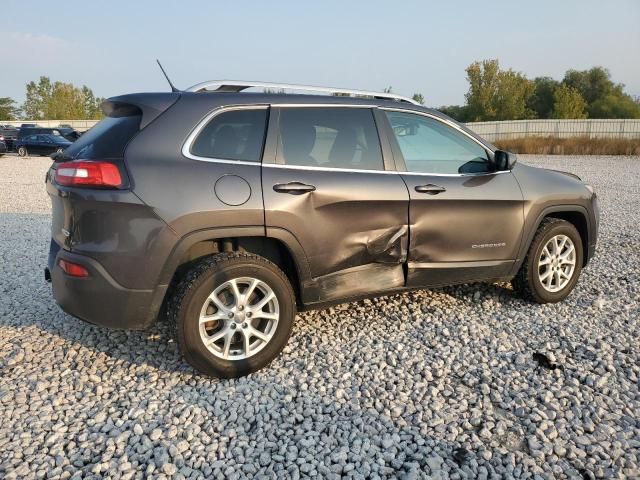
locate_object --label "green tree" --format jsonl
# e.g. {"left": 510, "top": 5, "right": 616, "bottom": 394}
{"left": 0, "top": 97, "right": 21, "bottom": 120}
{"left": 552, "top": 85, "right": 587, "bottom": 119}
{"left": 437, "top": 105, "right": 470, "bottom": 122}
{"left": 464, "top": 59, "right": 534, "bottom": 121}
{"left": 412, "top": 93, "right": 425, "bottom": 105}
{"left": 563, "top": 67, "right": 640, "bottom": 118}
{"left": 528, "top": 77, "right": 560, "bottom": 119}
{"left": 493, "top": 70, "right": 535, "bottom": 120}
{"left": 465, "top": 59, "right": 501, "bottom": 121}
{"left": 22, "top": 76, "right": 104, "bottom": 120}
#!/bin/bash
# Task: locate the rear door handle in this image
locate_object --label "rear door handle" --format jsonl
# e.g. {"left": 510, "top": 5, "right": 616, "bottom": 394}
{"left": 415, "top": 184, "right": 446, "bottom": 195}
{"left": 273, "top": 182, "right": 316, "bottom": 194}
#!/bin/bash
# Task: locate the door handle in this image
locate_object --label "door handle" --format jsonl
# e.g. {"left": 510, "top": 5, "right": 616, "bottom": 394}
{"left": 273, "top": 182, "right": 316, "bottom": 194}
{"left": 415, "top": 184, "right": 446, "bottom": 195}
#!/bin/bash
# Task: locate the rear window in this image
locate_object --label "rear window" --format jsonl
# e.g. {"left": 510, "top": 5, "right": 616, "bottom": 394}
{"left": 64, "top": 114, "right": 141, "bottom": 160}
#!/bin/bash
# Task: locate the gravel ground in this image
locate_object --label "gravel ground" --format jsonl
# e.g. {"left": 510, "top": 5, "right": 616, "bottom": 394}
{"left": 0, "top": 154, "right": 638, "bottom": 479}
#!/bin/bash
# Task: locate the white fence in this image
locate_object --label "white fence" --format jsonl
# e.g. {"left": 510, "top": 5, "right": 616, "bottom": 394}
{"left": 465, "top": 119, "right": 640, "bottom": 141}
{"left": 3, "top": 118, "right": 640, "bottom": 139}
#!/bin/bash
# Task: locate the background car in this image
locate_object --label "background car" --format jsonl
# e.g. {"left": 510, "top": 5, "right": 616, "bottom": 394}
{"left": 0, "top": 125, "right": 19, "bottom": 151}
{"left": 0, "top": 139, "right": 7, "bottom": 156}
{"left": 18, "top": 127, "right": 81, "bottom": 143}
{"left": 16, "top": 134, "right": 72, "bottom": 157}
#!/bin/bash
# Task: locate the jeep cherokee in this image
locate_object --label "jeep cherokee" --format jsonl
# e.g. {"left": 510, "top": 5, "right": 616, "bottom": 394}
{"left": 45, "top": 81, "right": 599, "bottom": 377}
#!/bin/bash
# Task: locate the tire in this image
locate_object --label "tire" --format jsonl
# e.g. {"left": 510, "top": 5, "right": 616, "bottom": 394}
{"left": 513, "top": 218, "right": 583, "bottom": 303}
{"left": 17, "top": 147, "right": 27, "bottom": 157}
{"left": 168, "top": 252, "right": 296, "bottom": 378}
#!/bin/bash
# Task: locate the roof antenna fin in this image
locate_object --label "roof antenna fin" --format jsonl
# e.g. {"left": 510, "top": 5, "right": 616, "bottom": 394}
{"left": 156, "top": 59, "right": 179, "bottom": 92}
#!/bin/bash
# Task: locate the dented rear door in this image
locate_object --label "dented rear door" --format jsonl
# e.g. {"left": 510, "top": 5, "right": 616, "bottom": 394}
{"left": 263, "top": 106, "right": 409, "bottom": 304}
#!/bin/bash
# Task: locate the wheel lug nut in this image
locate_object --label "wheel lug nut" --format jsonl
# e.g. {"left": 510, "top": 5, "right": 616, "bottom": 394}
{"left": 230, "top": 324, "right": 236, "bottom": 329}
{"left": 228, "top": 312, "right": 234, "bottom": 318}
{"left": 238, "top": 305, "right": 244, "bottom": 311}
{"left": 242, "top": 322, "right": 248, "bottom": 328}
{"left": 246, "top": 312, "right": 252, "bottom": 318}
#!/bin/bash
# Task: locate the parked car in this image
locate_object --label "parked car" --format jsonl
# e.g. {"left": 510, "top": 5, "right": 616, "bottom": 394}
{"left": 18, "top": 127, "right": 80, "bottom": 143}
{"left": 45, "top": 81, "right": 599, "bottom": 378}
{"left": 0, "top": 139, "right": 6, "bottom": 156}
{"left": 0, "top": 126, "right": 19, "bottom": 151}
{"left": 16, "top": 134, "right": 72, "bottom": 157}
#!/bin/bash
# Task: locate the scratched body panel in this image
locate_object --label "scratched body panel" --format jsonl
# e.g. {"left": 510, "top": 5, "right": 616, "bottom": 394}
{"left": 400, "top": 171, "right": 524, "bottom": 286}
{"left": 262, "top": 166, "right": 410, "bottom": 284}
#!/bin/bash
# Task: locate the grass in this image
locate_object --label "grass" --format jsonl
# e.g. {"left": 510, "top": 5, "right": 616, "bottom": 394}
{"left": 494, "top": 136, "right": 640, "bottom": 155}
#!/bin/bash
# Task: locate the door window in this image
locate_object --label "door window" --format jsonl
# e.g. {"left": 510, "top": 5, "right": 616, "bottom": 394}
{"left": 385, "top": 111, "right": 491, "bottom": 174}
{"left": 190, "top": 108, "right": 268, "bottom": 162}
{"left": 278, "top": 108, "right": 384, "bottom": 171}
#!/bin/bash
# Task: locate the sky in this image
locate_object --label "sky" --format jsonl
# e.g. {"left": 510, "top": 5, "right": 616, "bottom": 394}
{"left": 1, "top": 0, "right": 639, "bottom": 107}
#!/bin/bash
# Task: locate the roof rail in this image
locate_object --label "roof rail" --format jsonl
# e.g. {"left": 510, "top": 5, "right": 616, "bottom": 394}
{"left": 185, "top": 80, "right": 420, "bottom": 105}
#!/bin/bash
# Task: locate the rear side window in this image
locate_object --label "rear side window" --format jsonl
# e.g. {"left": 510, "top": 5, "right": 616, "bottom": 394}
{"left": 64, "top": 114, "right": 141, "bottom": 160}
{"left": 277, "top": 107, "right": 383, "bottom": 171}
{"left": 190, "top": 108, "right": 268, "bottom": 162}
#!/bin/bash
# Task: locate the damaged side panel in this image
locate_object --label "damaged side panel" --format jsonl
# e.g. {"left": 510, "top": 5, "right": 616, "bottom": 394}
{"left": 262, "top": 166, "right": 410, "bottom": 303}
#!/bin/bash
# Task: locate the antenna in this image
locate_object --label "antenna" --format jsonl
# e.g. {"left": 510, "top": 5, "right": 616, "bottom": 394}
{"left": 156, "top": 59, "right": 179, "bottom": 92}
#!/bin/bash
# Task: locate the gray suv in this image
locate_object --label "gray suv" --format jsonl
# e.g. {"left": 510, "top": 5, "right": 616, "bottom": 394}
{"left": 45, "top": 81, "right": 599, "bottom": 377}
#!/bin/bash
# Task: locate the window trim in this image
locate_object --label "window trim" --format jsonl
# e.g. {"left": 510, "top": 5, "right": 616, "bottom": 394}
{"left": 272, "top": 105, "right": 389, "bottom": 173}
{"left": 182, "top": 104, "right": 269, "bottom": 166}
{"left": 381, "top": 108, "right": 502, "bottom": 177}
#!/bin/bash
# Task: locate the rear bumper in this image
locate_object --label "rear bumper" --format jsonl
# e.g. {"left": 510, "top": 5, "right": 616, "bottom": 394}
{"left": 48, "top": 242, "right": 167, "bottom": 330}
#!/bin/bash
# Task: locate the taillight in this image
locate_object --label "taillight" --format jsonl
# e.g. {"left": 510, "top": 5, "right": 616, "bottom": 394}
{"left": 58, "top": 259, "right": 89, "bottom": 277}
{"left": 55, "top": 161, "right": 123, "bottom": 188}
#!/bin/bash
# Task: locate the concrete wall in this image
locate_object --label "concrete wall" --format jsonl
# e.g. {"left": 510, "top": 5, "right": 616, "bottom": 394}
{"left": 465, "top": 119, "right": 640, "bottom": 142}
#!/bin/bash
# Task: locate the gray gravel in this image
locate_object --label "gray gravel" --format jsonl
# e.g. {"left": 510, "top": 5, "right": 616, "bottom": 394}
{"left": 1, "top": 154, "right": 639, "bottom": 479}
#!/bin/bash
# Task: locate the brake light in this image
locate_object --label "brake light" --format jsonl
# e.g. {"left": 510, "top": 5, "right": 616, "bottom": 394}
{"left": 58, "top": 259, "right": 89, "bottom": 277}
{"left": 55, "top": 161, "right": 122, "bottom": 188}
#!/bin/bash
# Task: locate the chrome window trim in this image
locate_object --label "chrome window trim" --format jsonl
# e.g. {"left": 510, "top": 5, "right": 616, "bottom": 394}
{"left": 182, "top": 104, "right": 269, "bottom": 164}
{"left": 263, "top": 163, "right": 395, "bottom": 175}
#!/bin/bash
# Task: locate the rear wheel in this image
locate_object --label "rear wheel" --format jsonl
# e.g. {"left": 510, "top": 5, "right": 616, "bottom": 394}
{"left": 17, "top": 146, "right": 27, "bottom": 157}
{"left": 168, "top": 252, "right": 296, "bottom": 378}
{"left": 513, "top": 218, "right": 583, "bottom": 303}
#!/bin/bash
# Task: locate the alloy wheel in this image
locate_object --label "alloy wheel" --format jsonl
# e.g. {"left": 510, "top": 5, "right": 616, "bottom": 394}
{"left": 199, "top": 277, "right": 279, "bottom": 360}
{"left": 537, "top": 234, "right": 576, "bottom": 292}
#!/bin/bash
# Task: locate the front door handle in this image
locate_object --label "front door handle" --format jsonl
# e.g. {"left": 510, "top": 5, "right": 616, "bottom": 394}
{"left": 273, "top": 182, "right": 316, "bottom": 194}
{"left": 415, "top": 184, "right": 446, "bottom": 195}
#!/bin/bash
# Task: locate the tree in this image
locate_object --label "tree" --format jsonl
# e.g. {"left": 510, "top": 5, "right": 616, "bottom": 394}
{"left": 22, "top": 76, "right": 104, "bottom": 120}
{"left": 0, "top": 98, "right": 21, "bottom": 120}
{"left": 412, "top": 93, "right": 424, "bottom": 105}
{"left": 465, "top": 59, "right": 501, "bottom": 121}
{"left": 464, "top": 59, "right": 534, "bottom": 121}
{"left": 563, "top": 67, "right": 640, "bottom": 118}
{"left": 552, "top": 85, "right": 587, "bottom": 119}
{"left": 493, "top": 70, "right": 535, "bottom": 120}
{"left": 528, "top": 77, "right": 560, "bottom": 119}
{"left": 437, "top": 105, "right": 470, "bottom": 122}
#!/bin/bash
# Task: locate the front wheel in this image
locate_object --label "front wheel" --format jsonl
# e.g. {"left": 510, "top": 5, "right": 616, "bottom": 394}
{"left": 17, "top": 147, "right": 27, "bottom": 157}
{"left": 512, "top": 218, "right": 583, "bottom": 303}
{"left": 168, "top": 252, "right": 296, "bottom": 378}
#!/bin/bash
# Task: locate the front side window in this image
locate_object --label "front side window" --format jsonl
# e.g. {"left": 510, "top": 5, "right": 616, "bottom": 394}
{"left": 385, "top": 111, "right": 491, "bottom": 174}
{"left": 278, "top": 107, "right": 384, "bottom": 171}
{"left": 190, "top": 108, "right": 268, "bottom": 162}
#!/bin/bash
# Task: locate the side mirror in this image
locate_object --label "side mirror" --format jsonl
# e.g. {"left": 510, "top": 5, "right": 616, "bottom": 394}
{"left": 494, "top": 150, "right": 517, "bottom": 171}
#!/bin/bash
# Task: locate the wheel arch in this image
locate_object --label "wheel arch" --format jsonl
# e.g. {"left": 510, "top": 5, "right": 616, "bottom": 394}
{"left": 517, "top": 205, "right": 591, "bottom": 274}
{"left": 157, "top": 227, "right": 310, "bottom": 309}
